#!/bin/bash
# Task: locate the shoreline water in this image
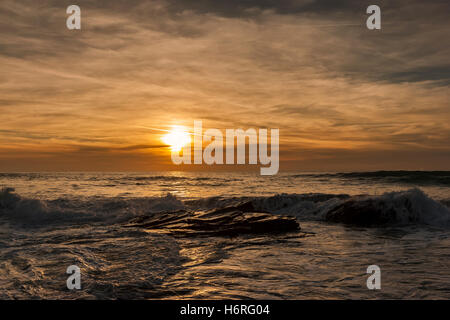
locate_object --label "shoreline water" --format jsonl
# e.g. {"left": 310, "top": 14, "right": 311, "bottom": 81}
{"left": 1, "top": 171, "right": 449, "bottom": 299}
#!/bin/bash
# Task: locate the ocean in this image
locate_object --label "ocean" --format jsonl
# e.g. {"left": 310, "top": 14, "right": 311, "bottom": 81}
{"left": 1, "top": 171, "right": 449, "bottom": 299}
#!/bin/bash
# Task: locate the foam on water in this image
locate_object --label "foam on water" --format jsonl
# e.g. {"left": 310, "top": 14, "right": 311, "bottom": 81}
{"left": 187, "top": 189, "right": 450, "bottom": 228}
{"left": 0, "top": 187, "right": 185, "bottom": 226}
{"left": 1, "top": 186, "right": 449, "bottom": 228}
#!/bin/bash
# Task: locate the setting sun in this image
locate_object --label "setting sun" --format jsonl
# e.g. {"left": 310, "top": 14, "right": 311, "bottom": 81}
{"left": 162, "top": 127, "right": 191, "bottom": 152}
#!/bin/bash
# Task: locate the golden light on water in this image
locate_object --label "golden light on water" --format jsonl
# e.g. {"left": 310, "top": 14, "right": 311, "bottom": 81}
{"left": 162, "top": 126, "right": 191, "bottom": 152}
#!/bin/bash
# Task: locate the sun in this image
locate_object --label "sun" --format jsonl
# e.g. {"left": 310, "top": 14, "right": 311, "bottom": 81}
{"left": 162, "top": 126, "right": 191, "bottom": 152}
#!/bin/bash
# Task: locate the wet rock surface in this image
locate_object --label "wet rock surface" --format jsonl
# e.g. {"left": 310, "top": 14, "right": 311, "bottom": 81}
{"left": 125, "top": 202, "right": 300, "bottom": 237}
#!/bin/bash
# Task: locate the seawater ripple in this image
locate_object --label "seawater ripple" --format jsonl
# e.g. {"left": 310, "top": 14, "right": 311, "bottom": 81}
{"left": 0, "top": 172, "right": 449, "bottom": 299}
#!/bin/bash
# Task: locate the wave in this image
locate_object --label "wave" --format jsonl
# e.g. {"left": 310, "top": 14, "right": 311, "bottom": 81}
{"left": 1, "top": 187, "right": 449, "bottom": 229}
{"left": 322, "top": 189, "right": 450, "bottom": 227}
{"left": 290, "top": 171, "right": 450, "bottom": 186}
{"left": 0, "top": 187, "right": 185, "bottom": 226}
{"left": 187, "top": 189, "right": 450, "bottom": 228}
{"left": 0, "top": 173, "right": 238, "bottom": 182}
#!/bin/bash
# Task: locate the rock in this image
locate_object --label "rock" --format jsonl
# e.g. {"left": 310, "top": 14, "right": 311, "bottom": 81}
{"left": 325, "top": 198, "right": 396, "bottom": 226}
{"left": 125, "top": 205, "right": 299, "bottom": 237}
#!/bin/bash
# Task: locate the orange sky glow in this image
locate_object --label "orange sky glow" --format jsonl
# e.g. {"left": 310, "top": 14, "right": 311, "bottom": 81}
{"left": 0, "top": 0, "right": 449, "bottom": 172}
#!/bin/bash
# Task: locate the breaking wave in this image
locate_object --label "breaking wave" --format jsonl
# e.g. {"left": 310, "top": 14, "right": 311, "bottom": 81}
{"left": 1, "top": 187, "right": 449, "bottom": 228}
{"left": 187, "top": 189, "right": 450, "bottom": 228}
{"left": 0, "top": 187, "right": 185, "bottom": 226}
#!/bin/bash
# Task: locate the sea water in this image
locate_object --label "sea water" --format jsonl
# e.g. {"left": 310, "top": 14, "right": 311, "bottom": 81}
{"left": 0, "top": 171, "right": 449, "bottom": 299}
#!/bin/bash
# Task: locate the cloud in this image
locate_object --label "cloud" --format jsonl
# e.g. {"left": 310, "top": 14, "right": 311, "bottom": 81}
{"left": 0, "top": 0, "right": 449, "bottom": 171}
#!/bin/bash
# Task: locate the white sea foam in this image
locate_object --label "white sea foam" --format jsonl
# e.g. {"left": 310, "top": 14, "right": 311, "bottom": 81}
{"left": 187, "top": 189, "right": 450, "bottom": 228}
{"left": 1, "top": 186, "right": 449, "bottom": 228}
{"left": 0, "top": 187, "right": 185, "bottom": 226}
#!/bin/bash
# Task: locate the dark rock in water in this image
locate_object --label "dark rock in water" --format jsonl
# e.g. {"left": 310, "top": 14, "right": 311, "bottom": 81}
{"left": 206, "top": 201, "right": 262, "bottom": 214}
{"left": 125, "top": 205, "right": 299, "bottom": 237}
{"left": 0, "top": 187, "right": 20, "bottom": 209}
{"left": 325, "top": 198, "right": 397, "bottom": 226}
{"left": 234, "top": 201, "right": 261, "bottom": 213}
{"left": 441, "top": 199, "right": 450, "bottom": 209}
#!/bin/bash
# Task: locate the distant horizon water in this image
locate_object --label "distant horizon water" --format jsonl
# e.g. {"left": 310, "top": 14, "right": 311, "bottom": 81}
{"left": 1, "top": 170, "right": 449, "bottom": 200}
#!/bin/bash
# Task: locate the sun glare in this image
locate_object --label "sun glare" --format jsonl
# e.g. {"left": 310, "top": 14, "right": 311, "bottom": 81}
{"left": 162, "top": 127, "right": 191, "bottom": 152}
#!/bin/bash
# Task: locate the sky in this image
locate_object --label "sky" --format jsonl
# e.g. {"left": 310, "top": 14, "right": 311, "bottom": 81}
{"left": 0, "top": 0, "right": 449, "bottom": 172}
